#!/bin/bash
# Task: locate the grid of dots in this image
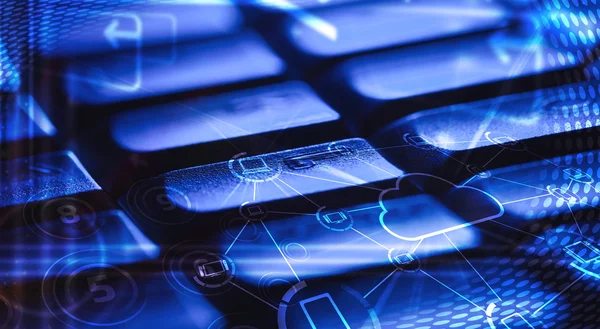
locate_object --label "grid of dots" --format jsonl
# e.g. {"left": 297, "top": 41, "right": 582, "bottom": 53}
{"left": 0, "top": 40, "right": 20, "bottom": 92}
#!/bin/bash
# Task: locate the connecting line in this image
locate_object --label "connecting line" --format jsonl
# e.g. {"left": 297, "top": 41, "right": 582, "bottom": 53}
{"left": 224, "top": 220, "right": 250, "bottom": 255}
{"left": 585, "top": 181, "right": 600, "bottom": 193}
{"left": 443, "top": 233, "right": 502, "bottom": 302}
{"left": 220, "top": 181, "right": 243, "bottom": 207}
{"left": 269, "top": 211, "right": 314, "bottom": 216}
{"left": 270, "top": 179, "right": 292, "bottom": 198}
{"left": 489, "top": 220, "right": 545, "bottom": 240}
{"left": 412, "top": 239, "right": 424, "bottom": 253}
{"left": 350, "top": 228, "right": 390, "bottom": 251}
{"left": 260, "top": 220, "right": 301, "bottom": 282}
{"left": 532, "top": 273, "right": 586, "bottom": 316}
{"left": 420, "top": 269, "right": 486, "bottom": 313}
{"left": 461, "top": 176, "right": 477, "bottom": 187}
{"left": 566, "top": 202, "right": 584, "bottom": 236}
{"left": 364, "top": 268, "right": 398, "bottom": 299}
{"left": 490, "top": 176, "right": 548, "bottom": 192}
{"left": 368, "top": 145, "right": 411, "bottom": 152}
{"left": 347, "top": 205, "right": 382, "bottom": 213}
{"left": 525, "top": 149, "right": 559, "bottom": 168}
{"left": 230, "top": 282, "right": 279, "bottom": 311}
{"left": 501, "top": 193, "right": 551, "bottom": 205}
{"left": 483, "top": 148, "right": 504, "bottom": 168}
{"left": 437, "top": 149, "right": 468, "bottom": 167}
{"left": 282, "top": 171, "right": 383, "bottom": 192}
{"left": 276, "top": 178, "right": 320, "bottom": 208}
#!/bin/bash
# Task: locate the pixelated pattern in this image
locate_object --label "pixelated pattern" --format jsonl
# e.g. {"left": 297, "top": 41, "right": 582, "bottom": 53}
{"left": 0, "top": 39, "right": 20, "bottom": 92}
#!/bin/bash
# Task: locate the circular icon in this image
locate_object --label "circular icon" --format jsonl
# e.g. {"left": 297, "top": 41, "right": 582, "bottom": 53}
{"left": 466, "top": 165, "right": 491, "bottom": 178}
{"left": 129, "top": 182, "right": 196, "bottom": 225}
{"left": 388, "top": 248, "right": 421, "bottom": 272}
{"left": 278, "top": 281, "right": 380, "bottom": 329}
{"left": 327, "top": 142, "right": 356, "bottom": 158}
{"left": 163, "top": 242, "right": 235, "bottom": 296}
{"left": 0, "top": 294, "right": 20, "bottom": 329}
{"left": 23, "top": 193, "right": 103, "bottom": 240}
{"left": 42, "top": 250, "right": 145, "bottom": 327}
{"left": 258, "top": 273, "right": 294, "bottom": 306}
{"left": 485, "top": 132, "right": 527, "bottom": 151}
{"left": 239, "top": 201, "right": 269, "bottom": 222}
{"left": 403, "top": 133, "right": 437, "bottom": 150}
{"left": 228, "top": 153, "right": 282, "bottom": 183}
{"left": 208, "top": 313, "right": 265, "bottom": 329}
{"left": 559, "top": 166, "right": 594, "bottom": 184}
{"left": 316, "top": 207, "right": 353, "bottom": 232}
{"left": 280, "top": 239, "right": 310, "bottom": 262}
{"left": 546, "top": 186, "right": 580, "bottom": 203}
{"left": 221, "top": 212, "right": 261, "bottom": 243}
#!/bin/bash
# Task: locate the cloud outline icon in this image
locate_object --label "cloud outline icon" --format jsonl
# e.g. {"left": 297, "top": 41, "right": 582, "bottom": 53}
{"left": 378, "top": 173, "right": 505, "bottom": 241}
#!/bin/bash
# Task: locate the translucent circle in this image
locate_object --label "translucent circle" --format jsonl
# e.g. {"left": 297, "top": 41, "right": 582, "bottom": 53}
{"left": 258, "top": 272, "right": 294, "bottom": 306}
{"left": 280, "top": 239, "right": 310, "bottom": 262}
{"left": 163, "top": 242, "right": 236, "bottom": 296}
{"left": 466, "top": 165, "right": 491, "bottom": 179}
{"left": 0, "top": 294, "right": 20, "bottom": 329}
{"left": 23, "top": 192, "right": 102, "bottom": 240}
{"left": 128, "top": 181, "right": 196, "bottom": 225}
{"left": 220, "top": 212, "right": 261, "bottom": 243}
{"left": 316, "top": 207, "right": 354, "bottom": 232}
{"left": 42, "top": 250, "right": 145, "bottom": 327}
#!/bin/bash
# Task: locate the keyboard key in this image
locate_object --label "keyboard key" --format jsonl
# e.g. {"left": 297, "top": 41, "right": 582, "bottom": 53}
{"left": 63, "top": 31, "right": 286, "bottom": 106}
{"left": 34, "top": 0, "right": 243, "bottom": 57}
{"left": 321, "top": 30, "right": 583, "bottom": 134}
{"left": 89, "top": 81, "right": 346, "bottom": 196}
{"left": 121, "top": 138, "right": 403, "bottom": 244}
{"left": 0, "top": 151, "right": 159, "bottom": 279}
{"left": 370, "top": 80, "right": 600, "bottom": 177}
{"left": 1, "top": 94, "right": 58, "bottom": 159}
{"left": 276, "top": 0, "right": 509, "bottom": 63}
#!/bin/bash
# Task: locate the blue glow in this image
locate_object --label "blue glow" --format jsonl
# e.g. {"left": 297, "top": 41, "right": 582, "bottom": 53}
{"left": 341, "top": 31, "right": 577, "bottom": 101}
{"left": 66, "top": 32, "right": 286, "bottom": 105}
{"left": 223, "top": 199, "right": 479, "bottom": 282}
{"left": 0, "top": 211, "right": 158, "bottom": 278}
{"left": 0, "top": 151, "right": 101, "bottom": 208}
{"left": 287, "top": 0, "right": 508, "bottom": 57}
{"left": 384, "top": 80, "right": 600, "bottom": 152}
{"left": 37, "top": 0, "right": 243, "bottom": 57}
{"left": 0, "top": 39, "right": 19, "bottom": 92}
{"left": 157, "top": 138, "right": 403, "bottom": 213}
{"left": 1, "top": 94, "right": 54, "bottom": 144}
{"left": 111, "top": 81, "right": 339, "bottom": 152}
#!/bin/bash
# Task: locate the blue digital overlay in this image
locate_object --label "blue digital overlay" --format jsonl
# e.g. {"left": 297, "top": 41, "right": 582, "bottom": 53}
{"left": 0, "top": 40, "right": 20, "bottom": 93}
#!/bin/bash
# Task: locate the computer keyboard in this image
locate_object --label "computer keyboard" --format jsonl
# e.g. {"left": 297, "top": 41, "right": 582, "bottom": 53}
{"left": 2, "top": 0, "right": 600, "bottom": 328}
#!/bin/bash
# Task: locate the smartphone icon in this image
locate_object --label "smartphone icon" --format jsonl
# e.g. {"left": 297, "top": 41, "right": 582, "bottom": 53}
{"left": 501, "top": 312, "right": 535, "bottom": 329}
{"left": 299, "top": 293, "right": 351, "bottom": 329}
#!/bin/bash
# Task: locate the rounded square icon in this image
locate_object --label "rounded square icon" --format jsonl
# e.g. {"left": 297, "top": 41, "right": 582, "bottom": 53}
{"left": 379, "top": 174, "right": 504, "bottom": 241}
{"left": 239, "top": 158, "right": 271, "bottom": 174}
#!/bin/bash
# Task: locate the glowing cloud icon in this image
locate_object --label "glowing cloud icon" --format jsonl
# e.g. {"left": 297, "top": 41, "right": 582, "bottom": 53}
{"left": 378, "top": 173, "right": 504, "bottom": 241}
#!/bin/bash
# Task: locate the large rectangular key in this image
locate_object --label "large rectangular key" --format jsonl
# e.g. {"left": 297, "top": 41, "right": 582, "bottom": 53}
{"left": 320, "top": 30, "right": 586, "bottom": 134}
{"left": 370, "top": 78, "right": 600, "bottom": 179}
{"left": 81, "top": 81, "right": 347, "bottom": 196}
{"left": 256, "top": 0, "right": 510, "bottom": 73}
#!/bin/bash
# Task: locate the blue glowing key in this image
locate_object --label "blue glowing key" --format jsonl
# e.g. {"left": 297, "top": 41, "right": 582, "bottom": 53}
{"left": 323, "top": 30, "right": 582, "bottom": 133}
{"left": 111, "top": 81, "right": 340, "bottom": 152}
{"left": 282, "top": 0, "right": 509, "bottom": 58}
{"left": 121, "top": 138, "right": 403, "bottom": 243}
{"left": 36, "top": 0, "right": 243, "bottom": 57}
{"left": 65, "top": 31, "right": 286, "bottom": 105}
{"left": 0, "top": 151, "right": 100, "bottom": 208}
{"left": 371, "top": 80, "right": 600, "bottom": 174}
